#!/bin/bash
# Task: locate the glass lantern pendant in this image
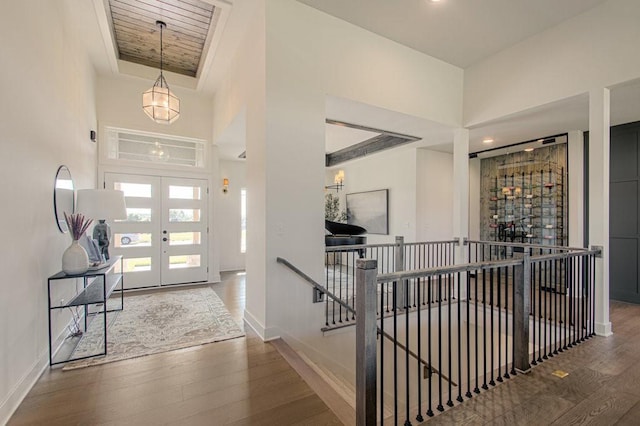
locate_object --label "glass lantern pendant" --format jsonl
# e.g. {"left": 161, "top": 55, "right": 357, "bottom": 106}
{"left": 142, "top": 21, "right": 180, "bottom": 124}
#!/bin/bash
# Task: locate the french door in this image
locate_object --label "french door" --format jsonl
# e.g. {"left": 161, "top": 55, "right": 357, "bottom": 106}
{"left": 104, "top": 173, "right": 208, "bottom": 289}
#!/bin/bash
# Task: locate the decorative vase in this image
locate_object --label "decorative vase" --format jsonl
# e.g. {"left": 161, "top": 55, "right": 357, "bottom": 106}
{"left": 62, "top": 239, "right": 89, "bottom": 275}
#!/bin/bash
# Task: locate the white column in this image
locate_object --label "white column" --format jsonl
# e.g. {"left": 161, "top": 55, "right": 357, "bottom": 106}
{"left": 589, "top": 88, "right": 612, "bottom": 336}
{"left": 453, "top": 128, "right": 469, "bottom": 300}
{"left": 567, "top": 130, "right": 584, "bottom": 248}
{"left": 453, "top": 128, "right": 470, "bottom": 262}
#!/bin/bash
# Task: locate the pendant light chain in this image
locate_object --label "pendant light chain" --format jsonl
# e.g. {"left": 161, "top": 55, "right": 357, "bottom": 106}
{"left": 142, "top": 20, "right": 180, "bottom": 124}
{"left": 159, "top": 21, "right": 164, "bottom": 83}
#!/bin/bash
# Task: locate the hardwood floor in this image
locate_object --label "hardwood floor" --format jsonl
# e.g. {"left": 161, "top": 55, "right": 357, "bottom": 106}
{"left": 8, "top": 272, "right": 341, "bottom": 426}
{"left": 429, "top": 299, "right": 640, "bottom": 425}
{"left": 11, "top": 271, "right": 640, "bottom": 425}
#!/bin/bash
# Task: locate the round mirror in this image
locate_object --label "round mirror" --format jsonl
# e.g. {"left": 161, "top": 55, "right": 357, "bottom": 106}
{"left": 54, "top": 165, "right": 74, "bottom": 233}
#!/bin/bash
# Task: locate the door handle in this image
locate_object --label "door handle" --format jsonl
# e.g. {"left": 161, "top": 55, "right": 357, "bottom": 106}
{"left": 163, "top": 237, "right": 168, "bottom": 242}
{"left": 162, "top": 230, "right": 167, "bottom": 234}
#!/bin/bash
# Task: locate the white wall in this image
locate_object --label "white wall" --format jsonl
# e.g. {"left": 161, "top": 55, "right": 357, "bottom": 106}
{"left": 464, "top": 0, "right": 640, "bottom": 126}
{"left": 213, "top": 0, "right": 268, "bottom": 337}
{"left": 95, "top": 75, "right": 221, "bottom": 283}
{"left": 96, "top": 75, "right": 214, "bottom": 142}
{"left": 0, "top": 1, "right": 98, "bottom": 422}
{"left": 254, "top": 0, "right": 460, "bottom": 348}
{"left": 218, "top": 160, "right": 246, "bottom": 271}
{"left": 416, "top": 149, "right": 454, "bottom": 242}
{"left": 327, "top": 148, "right": 419, "bottom": 244}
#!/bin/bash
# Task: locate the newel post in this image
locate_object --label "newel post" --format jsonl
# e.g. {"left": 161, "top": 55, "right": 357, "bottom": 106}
{"left": 514, "top": 252, "right": 531, "bottom": 373}
{"left": 356, "top": 258, "right": 378, "bottom": 426}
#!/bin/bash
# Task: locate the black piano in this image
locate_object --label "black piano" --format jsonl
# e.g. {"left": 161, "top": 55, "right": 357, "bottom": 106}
{"left": 325, "top": 220, "right": 367, "bottom": 257}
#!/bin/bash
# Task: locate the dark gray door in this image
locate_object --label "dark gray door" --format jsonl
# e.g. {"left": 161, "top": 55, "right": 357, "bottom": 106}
{"left": 610, "top": 122, "right": 640, "bottom": 303}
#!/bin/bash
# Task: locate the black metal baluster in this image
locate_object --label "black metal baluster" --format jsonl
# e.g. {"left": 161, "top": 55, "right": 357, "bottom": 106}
{"left": 549, "top": 258, "right": 555, "bottom": 357}
{"left": 566, "top": 255, "right": 571, "bottom": 344}
{"left": 393, "top": 280, "right": 398, "bottom": 426}
{"left": 497, "top": 266, "right": 503, "bottom": 382}
{"left": 466, "top": 269, "right": 472, "bottom": 399}
{"left": 325, "top": 253, "right": 329, "bottom": 326}
{"left": 543, "top": 260, "right": 549, "bottom": 360}
{"left": 482, "top": 267, "right": 488, "bottom": 390}
{"left": 447, "top": 272, "right": 453, "bottom": 407}
{"left": 510, "top": 266, "right": 517, "bottom": 376}
{"left": 380, "top": 281, "right": 385, "bottom": 426}
{"left": 580, "top": 255, "right": 587, "bottom": 342}
{"left": 537, "top": 260, "right": 543, "bottom": 363}
{"left": 503, "top": 265, "right": 510, "bottom": 379}
{"left": 531, "top": 262, "right": 537, "bottom": 365}
{"left": 338, "top": 251, "right": 344, "bottom": 323}
{"left": 457, "top": 271, "right": 463, "bottom": 403}
{"left": 437, "top": 275, "right": 444, "bottom": 412}
{"left": 568, "top": 256, "right": 574, "bottom": 348}
{"left": 474, "top": 269, "right": 480, "bottom": 393}
{"left": 489, "top": 267, "right": 495, "bottom": 387}
{"left": 332, "top": 255, "right": 337, "bottom": 325}
{"left": 553, "top": 258, "right": 559, "bottom": 355}
{"left": 416, "top": 276, "right": 424, "bottom": 423}
{"left": 591, "top": 254, "right": 596, "bottom": 337}
{"left": 405, "top": 276, "right": 411, "bottom": 426}
{"left": 427, "top": 275, "right": 434, "bottom": 417}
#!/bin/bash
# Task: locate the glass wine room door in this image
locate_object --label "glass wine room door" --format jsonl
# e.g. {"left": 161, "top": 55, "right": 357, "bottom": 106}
{"left": 104, "top": 173, "right": 209, "bottom": 289}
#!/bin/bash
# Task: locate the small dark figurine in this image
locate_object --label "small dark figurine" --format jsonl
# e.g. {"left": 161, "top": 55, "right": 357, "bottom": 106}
{"left": 93, "top": 220, "right": 111, "bottom": 261}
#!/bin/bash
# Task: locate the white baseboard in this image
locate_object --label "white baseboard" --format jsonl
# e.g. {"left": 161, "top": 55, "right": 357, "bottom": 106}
{"left": 243, "top": 309, "right": 280, "bottom": 341}
{"left": 1, "top": 313, "right": 82, "bottom": 424}
{"left": 0, "top": 351, "right": 48, "bottom": 425}
{"left": 277, "top": 329, "right": 355, "bottom": 385}
{"left": 595, "top": 321, "right": 613, "bottom": 337}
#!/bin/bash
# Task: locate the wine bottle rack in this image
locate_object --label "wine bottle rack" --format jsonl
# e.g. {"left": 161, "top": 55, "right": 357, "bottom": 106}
{"left": 485, "top": 166, "right": 566, "bottom": 246}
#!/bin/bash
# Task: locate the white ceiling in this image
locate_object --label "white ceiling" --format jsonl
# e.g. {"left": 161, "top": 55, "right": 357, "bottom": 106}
{"left": 297, "top": 0, "right": 609, "bottom": 68}
{"left": 81, "top": 0, "right": 640, "bottom": 162}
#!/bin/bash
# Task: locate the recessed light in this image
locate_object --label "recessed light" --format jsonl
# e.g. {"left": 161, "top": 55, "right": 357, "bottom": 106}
{"left": 483, "top": 138, "right": 494, "bottom": 144}
{"left": 430, "top": 0, "right": 443, "bottom": 2}
{"left": 524, "top": 148, "right": 534, "bottom": 152}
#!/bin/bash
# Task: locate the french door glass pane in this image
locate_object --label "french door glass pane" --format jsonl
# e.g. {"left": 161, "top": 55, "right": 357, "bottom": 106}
{"left": 123, "top": 257, "right": 152, "bottom": 272}
{"left": 124, "top": 208, "right": 152, "bottom": 222}
{"left": 113, "top": 233, "right": 152, "bottom": 248}
{"left": 169, "top": 209, "right": 201, "bottom": 222}
{"left": 169, "top": 232, "right": 201, "bottom": 245}
{"left": 169, "top": 185, "right": 201, "bottom": 200}
{"left": 169, "top": 254, "right": 201, "bottom": 269}
{"left": 114, "top": 182, "right": 152, "bottom": 198}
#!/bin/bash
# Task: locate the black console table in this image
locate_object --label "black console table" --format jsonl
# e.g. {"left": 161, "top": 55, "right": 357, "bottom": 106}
{"left": 47, "top": 256, "right": 123, "bottom": 366}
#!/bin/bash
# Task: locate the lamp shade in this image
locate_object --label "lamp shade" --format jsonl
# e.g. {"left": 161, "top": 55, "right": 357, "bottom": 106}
{"left": 76, "top": 189, "right": 127, "bottom": 221}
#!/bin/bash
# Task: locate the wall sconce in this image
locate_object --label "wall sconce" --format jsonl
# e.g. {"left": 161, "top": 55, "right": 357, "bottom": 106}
{"left": 222, "top": 178, "right": 229, "bottom": 194}
{"left": 325, "top": 170, "right": 344, "bottom": 192}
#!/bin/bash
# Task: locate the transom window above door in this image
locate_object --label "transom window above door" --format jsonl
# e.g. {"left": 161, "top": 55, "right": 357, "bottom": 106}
{"left": 105, "top": 127, "right": 206, "bottom": 168}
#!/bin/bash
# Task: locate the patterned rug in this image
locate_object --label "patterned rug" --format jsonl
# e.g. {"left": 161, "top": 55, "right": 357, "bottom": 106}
{"left": 63, "top": 287, "right": 244, "bottom": 369}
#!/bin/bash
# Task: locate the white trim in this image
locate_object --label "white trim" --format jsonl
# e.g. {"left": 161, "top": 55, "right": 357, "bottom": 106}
{"left": 595, "top": 321, "right": 613, "bottom": 337}
{"left": 195, "top": 1, "right": 232, "bottom": 90}
{"left": 243, "top": 309, "right": 266, "bottom": 339}
{"left": 101, "top": 126, "right": 209, "bottom": 171}
{"left": 243, "top": 309, "right": 281, "bottom": 341}
{"left": 0, "top": 352, "right": 48, "bottom": 425}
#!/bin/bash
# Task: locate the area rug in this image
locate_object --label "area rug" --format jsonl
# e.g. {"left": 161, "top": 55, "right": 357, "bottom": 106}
{"left": 63, "top": 287, "right": 244, "bottom": 369}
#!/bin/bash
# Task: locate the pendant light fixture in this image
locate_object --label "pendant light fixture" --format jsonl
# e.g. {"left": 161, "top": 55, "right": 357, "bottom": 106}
{"left": 142, "top": 20, "right": 180, "bottom": 124}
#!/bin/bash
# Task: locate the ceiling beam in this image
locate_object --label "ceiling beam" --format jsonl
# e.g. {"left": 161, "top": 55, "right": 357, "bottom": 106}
{"left": 325, "top": 120, "right": 421, "bottom": 167}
